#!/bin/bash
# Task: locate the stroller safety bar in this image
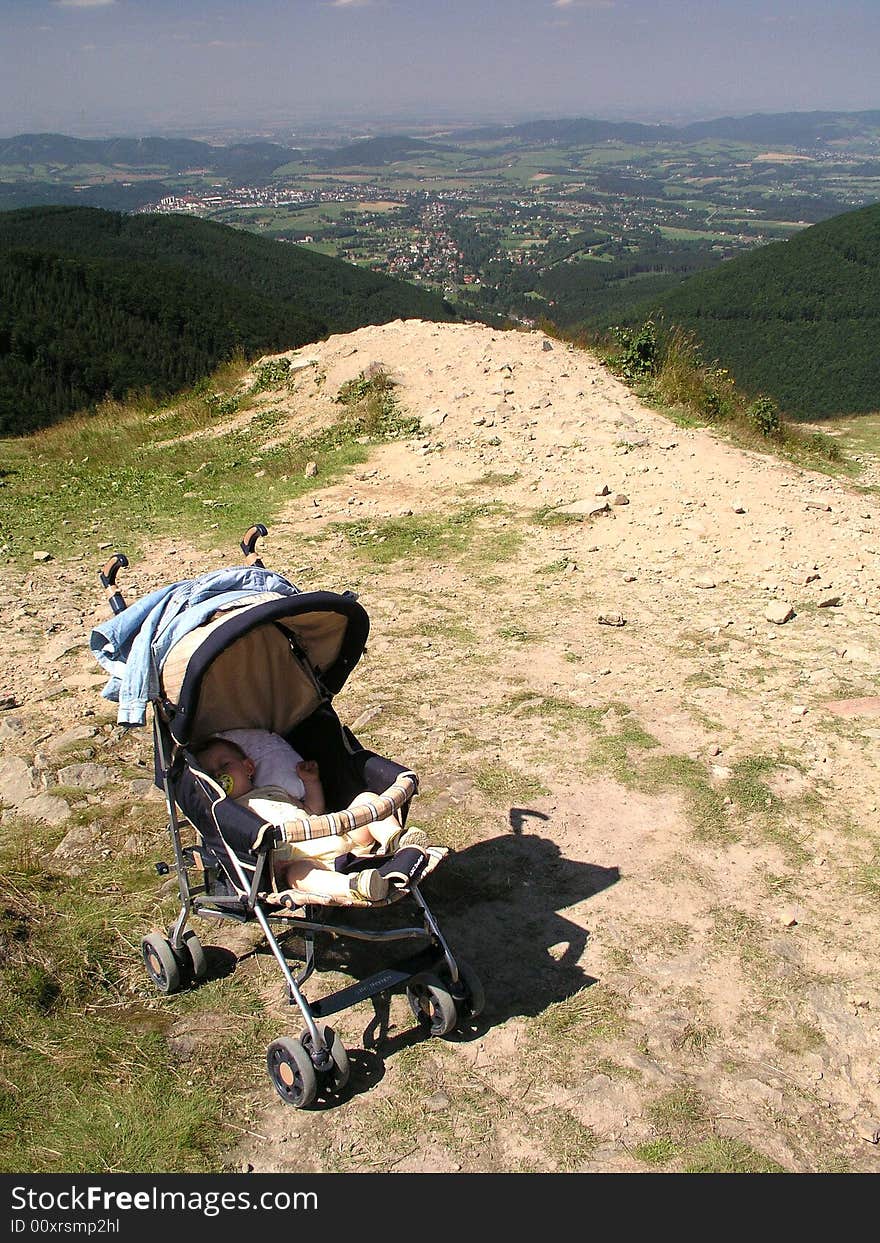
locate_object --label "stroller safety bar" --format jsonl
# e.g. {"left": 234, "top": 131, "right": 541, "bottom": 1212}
{"left": 254, "top": 772, "right": 419, "bottom": 849}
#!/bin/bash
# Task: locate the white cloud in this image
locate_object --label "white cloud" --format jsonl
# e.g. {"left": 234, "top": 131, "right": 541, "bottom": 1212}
{"left": 329, "top": 1, "right": 374, "bottom": 8}
{"left": 53, "top": 1, "right": 117, "bottom": 9}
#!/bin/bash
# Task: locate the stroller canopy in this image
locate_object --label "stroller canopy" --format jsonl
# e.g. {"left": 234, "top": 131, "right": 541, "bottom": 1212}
{"left": 162, "top": 590, "right": 370, "bottom": 746}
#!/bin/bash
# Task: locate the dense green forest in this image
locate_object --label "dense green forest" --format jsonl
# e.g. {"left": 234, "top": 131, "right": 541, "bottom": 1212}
{"left": 0, "top": 206, "right": 456, "bottom": 434}
{"left": 624, "top": 202, "right": 880, "bottom": 417}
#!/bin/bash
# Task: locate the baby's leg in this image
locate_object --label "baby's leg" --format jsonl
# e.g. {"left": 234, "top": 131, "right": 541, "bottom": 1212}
{"left": 279, "top": 858, "right": 352, "bottom": 898}
{"left": 278, "top": 857, "right": 388, "bottom": 902}
{"left": 347, "top": 794, "right": 431, "bottom": 854}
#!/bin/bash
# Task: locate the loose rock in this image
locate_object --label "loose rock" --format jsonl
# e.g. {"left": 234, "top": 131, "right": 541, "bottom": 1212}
{"left": 765, "top": 602, "right": 795, "bottom": 625}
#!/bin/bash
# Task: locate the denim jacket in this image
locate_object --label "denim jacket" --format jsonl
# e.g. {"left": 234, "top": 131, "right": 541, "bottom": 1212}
{"left": 89, "top": 566, "right": 299, "bottom": 725}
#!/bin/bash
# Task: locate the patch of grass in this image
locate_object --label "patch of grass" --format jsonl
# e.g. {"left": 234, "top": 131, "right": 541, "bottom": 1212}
{"left": 0, "top": 356, "right": 402, "bottom": 562}
{"left": 398, "top": 617, "right": 479, "bottom": 647}
{"left": 527, "top": 985, "right": 627, "bottom": 1047}
{"left": 335, "top": 502, "right": 519, "bottom": 567}
{"left": 630, "top": 920, "right": 693, "bottom": 955}
{"left": 640, "top": 1083, "right": 785, "bottom": 1171}
{"left": 248, "top": 356, "right": 292, "bottom": 393}
{"left": 418, "top": 808, "right": 484, "bottom": 853}
{"left": 530, "top": 1109, "right": 597, "bottom": 1169}
{"left": 570, "top": 318, "right": 850, "bottom": 478}
{"left": 0, "top": 817, "right": 272, "bottom": 1173}
{"left": 853, "top": 859, "right": 880, "bottom": 901}
{"left": 531, "top": 504, "right": 593, "bottom": 527}
{"left": 641, "top": 754, "right": 733, "bottom": 841}
{"left": 726, "top": 755, "right": 777, "bottom": 813}
{"left": 647, "top": 1085, "right": 707, "bottom": 1143}
{"left": 497, "top": 624, "right": 537, "bottom": 643}
{"left": 586, "top": 706, "right": 660, "bottom": 784}
{"left": 472, "top": 761, "right": 549, "bottom": 805}
{"left": 603, "top": 945, "right": 634, "bottom": 970}
{"left": 634, "top": 1137, "right": 678, "bottom": 1165}
{"left": 710, "top": 906, "right": 771, "bottom": 973}
{"left": 673, "top": 1022, "right": 720, "bottom": 1054}
{"left": 0, "top": 355, "right": 439, "bottom": 565}
{"left": 595, "top": 1057, "right": 642, "bottom": 1083}
{"left": 470, "top": 471, "right": 521, "bottom": 489}
{"left": 504, "top": 696, "right": 659, "bottom": 785}
{"left": 682, "top": 1137, "right": 786, "bottom": 1174}
{"left": 775, "top": 1022, "right": 825, "bottom": 1056}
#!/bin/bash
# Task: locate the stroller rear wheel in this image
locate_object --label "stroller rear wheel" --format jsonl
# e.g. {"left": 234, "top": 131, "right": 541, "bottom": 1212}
{"left": 450, "top": 958, "right": 485, "bottom": 1021}
{"left": 266, "top": 1037, "right": 318, "bottom": 1108}
{"left": 406, "top": 974, "right": 458, "bottom": 1037}
{"left": 142, "top": 933, "right": 182, "bottom": 995}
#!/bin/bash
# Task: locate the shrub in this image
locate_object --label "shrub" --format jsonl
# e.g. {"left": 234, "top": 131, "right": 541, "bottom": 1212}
{"left": 747, "top": 396, "right": 782, "bottom": 438}
{"left": 204, "top": 391, "right": 239, "bottom": 417}
{"left": 250, "top": 357, "right": 292, "bottom": 393}
{"left": 609, "top": 320, "right": 659, "bottom": 381}
{"left": 335, "top": 368, "right": 417, "bottom": 437}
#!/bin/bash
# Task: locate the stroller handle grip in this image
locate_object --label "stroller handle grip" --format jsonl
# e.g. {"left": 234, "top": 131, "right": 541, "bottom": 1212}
{"left": 240, "top": 524, "right": 268, "bottom": 566}
{"left": 255, "top": 772, "right": 419, "bottom": 850}
{"left": 99, "top": 552, "right": 129, "bottom": 615}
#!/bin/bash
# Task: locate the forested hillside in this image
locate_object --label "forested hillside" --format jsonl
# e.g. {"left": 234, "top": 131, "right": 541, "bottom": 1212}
{"left": 0, "top": 207, "right": 456, "bottom": 434}
{"left": 634, "top": 202, "right": 880, "bottom": 417}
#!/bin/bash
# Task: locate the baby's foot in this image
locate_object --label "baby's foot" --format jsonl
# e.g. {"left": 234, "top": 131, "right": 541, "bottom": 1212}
{"left": 385, "top": 826, "right": 431, "bottom": 853}
{"left": 349, "top": 868, "right": 388, "bottom": 902}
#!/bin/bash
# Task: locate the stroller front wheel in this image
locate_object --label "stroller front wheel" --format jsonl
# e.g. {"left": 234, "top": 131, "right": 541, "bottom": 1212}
{"left": 302, "top": 1024, "right": 350, "bottom": 1096}
{"left": 267, "top": 1037, "right": 318, "bottom": 1108}
{"left": 180, "top": 928, "right": 208, "bottom": 982}
{"left": 142, "top": 933, "right": 182, "bottom": 995}
{"left": 406, "top": 974, "right": 457, "bottom": 1037}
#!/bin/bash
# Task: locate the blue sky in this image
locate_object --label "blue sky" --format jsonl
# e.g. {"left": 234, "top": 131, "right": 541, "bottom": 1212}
{"left": 1, "top": 0, "right": 878, "bottom": 136}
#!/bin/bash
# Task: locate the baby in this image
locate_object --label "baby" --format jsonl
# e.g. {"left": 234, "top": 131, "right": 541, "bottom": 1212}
{"left": 194, "top": 736, "right": 427, "bottom": 903}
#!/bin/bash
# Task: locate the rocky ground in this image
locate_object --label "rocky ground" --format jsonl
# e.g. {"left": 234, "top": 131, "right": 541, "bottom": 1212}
{"left": 2, "top": 319, "right": 879, "bottom": 1172}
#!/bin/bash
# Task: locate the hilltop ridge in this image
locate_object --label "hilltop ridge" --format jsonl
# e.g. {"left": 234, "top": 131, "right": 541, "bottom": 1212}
{"left": 2, "top": 319, "right": 879, "bottom": 1173}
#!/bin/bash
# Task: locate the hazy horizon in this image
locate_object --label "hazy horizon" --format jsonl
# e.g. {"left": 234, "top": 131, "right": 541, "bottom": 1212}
{"left": 2, "top": 0, "right": 878, "bottom": 140}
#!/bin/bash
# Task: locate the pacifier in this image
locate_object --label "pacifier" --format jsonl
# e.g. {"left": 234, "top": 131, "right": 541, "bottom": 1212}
{"left": 218, "top": 772, "right": 234, "bottom": 796}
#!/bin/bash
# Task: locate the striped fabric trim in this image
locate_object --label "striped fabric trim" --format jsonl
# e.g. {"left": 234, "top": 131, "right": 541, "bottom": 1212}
{"left": 278, "top": 771, "right": 418, "bottom": 844}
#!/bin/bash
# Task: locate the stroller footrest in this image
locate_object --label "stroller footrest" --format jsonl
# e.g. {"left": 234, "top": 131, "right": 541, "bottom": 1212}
{"left": 310, "top": 949, "right": 441, "bottom": 1018}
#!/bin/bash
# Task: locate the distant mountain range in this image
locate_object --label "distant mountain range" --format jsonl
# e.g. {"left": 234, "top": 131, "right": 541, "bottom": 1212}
{"left": 0, "top": 206, "right": 456, "bottom": 435}
{"left": 3, "top": 109, "right": 880, "bottom": 180}
{"left": 449, "top": 110, "right": 880, "bottom": 148}
{"left": 635, "top": 201, "right": 880, "bottom": 417}
{"left": 0, "top": 134, "right": 305, "bottom": 177}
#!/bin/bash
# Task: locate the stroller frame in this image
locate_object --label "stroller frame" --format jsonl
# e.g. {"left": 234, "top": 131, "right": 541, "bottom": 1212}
{"left": 100, "top": 527, "right": 482, "bottom": 1108}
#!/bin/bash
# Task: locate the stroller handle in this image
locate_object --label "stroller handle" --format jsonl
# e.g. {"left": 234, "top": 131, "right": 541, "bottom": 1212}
{"left": 255, "top": 772, "right": 419, "bottom": 850}
{"left": 240, "top": 524, "right": 268, "bottom": 566}
{"left": 99, "top": 552, "right": 129, "bottom": 615}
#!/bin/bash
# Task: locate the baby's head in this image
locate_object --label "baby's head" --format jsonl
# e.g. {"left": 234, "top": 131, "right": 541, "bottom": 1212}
{"left": 195, "top": 737, "right": 255, "bottom": 798}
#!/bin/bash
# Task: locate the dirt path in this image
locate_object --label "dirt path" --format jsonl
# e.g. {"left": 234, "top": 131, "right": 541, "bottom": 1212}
{"left": 3, "top": 320, "right": 879, "bottom": 1172}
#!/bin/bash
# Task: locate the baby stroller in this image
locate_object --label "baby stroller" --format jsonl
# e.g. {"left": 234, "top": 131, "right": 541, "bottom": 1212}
{"left": 91, "top": 524, "right": 483, "bottom": 1108}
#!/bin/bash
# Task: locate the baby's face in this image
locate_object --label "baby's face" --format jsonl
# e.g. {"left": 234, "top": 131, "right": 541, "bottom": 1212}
{"left": 197, "top": 742, "right": 255, "bottom": 798}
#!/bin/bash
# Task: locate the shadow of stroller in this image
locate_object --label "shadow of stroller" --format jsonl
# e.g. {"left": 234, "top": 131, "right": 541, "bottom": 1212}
{"left": 425, "top": 826, "right": 619, "bottom": 1026}
{"left": 319, "top": 820, "right": 618, "bottom": 1068}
